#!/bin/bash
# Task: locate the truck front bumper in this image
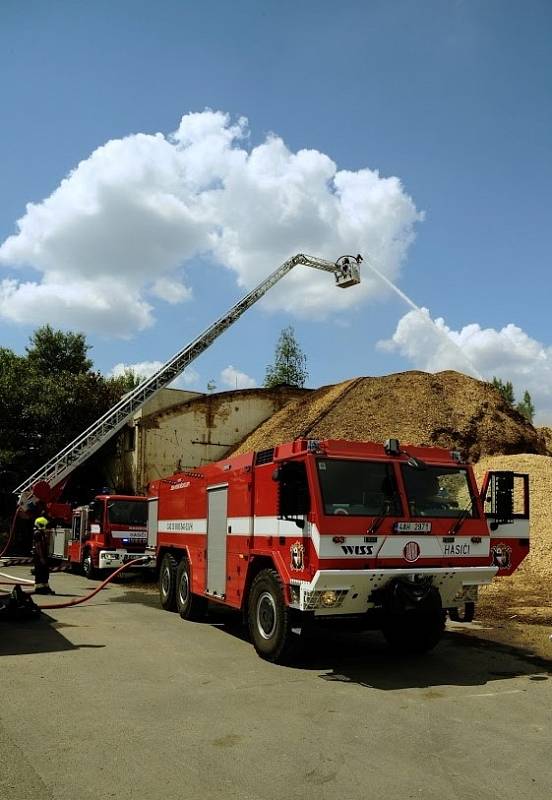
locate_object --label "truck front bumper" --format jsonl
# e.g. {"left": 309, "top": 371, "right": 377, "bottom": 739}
{"left": 289, "top": 566, "right": 498, "bottom": 616}
{"left": 98, "top": 550, "right": 154, "bottom": 570}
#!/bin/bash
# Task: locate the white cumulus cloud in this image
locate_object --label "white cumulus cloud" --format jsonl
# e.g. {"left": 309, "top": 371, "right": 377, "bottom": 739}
{"left": 379, "top": 308, "right": 552, "bottom": 424}
{"left": 109, "top": 360, "right": 200, "bottom": 390}
{"left": 151, "top": 277, "right": 192, "bottom": 304}
{"left": 220, "top": 365, "right": 257, "bottom": 390}
{"left": 0, "top": 110, "right": 421, "bottom": 336}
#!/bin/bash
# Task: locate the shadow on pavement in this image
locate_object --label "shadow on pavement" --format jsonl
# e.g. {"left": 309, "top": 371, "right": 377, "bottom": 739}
{"left": 206, "top": 606, "right": 552, "bottom": 691}
{"left": 0, "top": 613, "right": 105, "bottom": 657}
{"left": 104, "top": 582, "right": 552, "bottom": 691}
{"left": 309, "top": 629, "right": 551, "bottom": 691}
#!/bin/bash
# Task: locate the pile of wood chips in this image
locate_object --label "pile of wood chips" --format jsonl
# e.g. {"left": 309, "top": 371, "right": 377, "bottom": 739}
{"left": 233, "top": 370, "right": 544, "bottom": 461}
{"left": 538, "top": 425, "right": 552, "bottom": 455}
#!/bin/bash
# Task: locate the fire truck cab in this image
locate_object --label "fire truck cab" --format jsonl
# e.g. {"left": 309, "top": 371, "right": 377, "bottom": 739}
{"left": 49, "top": 494, "right": 150, "bottom": 579}
{"left": 148, "top": 439, "right": 529, "bottom": 663}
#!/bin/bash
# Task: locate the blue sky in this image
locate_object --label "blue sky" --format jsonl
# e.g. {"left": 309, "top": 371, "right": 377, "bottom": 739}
{"left": 1, "top": 1, "right": 552, "bottom": 418}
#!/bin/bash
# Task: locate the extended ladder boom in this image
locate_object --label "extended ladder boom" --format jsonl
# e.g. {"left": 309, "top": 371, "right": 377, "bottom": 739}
{"left": 15, "top": 253, "right": 361, "bottom": 498}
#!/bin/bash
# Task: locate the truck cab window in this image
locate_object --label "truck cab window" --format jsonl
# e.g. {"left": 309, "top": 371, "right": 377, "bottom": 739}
{"left": 72, "top": 516, "right": 81, "bottom": 540}
{"left": 108, "top": 500, "right": 148, "bottom": 526}
{"left": 88, "top": 500, "right": 101, "bottom": 523}
{"left": 274, "top": 461, "right": 311, "bottom": 522}
{"left": 401, "top": 465, "right": 477, "bottom": 518}
{"left": 317, "top": 459, "right": 402, "bottom": 516}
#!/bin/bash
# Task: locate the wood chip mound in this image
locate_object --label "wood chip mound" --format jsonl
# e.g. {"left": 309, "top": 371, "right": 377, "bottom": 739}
{"left": 232, "top": 370, "right": 544, "bottom": 461}
{"left": 537, "top": 426, "right": 552, "bottom": 455}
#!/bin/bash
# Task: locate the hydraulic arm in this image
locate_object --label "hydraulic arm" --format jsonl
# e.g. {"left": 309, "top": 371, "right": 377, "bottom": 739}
{"left": 15, "top": 254, "right": 361, "bottom": 502}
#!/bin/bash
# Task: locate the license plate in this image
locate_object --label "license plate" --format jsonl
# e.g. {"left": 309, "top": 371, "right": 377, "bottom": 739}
{"left": 394, "top": 522, "right": 432, "bottom": 533}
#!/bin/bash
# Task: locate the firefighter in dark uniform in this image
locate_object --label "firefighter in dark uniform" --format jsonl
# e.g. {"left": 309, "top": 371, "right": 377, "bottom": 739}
{"left": 33, "top": 516, "right": 55, "bottom": 595}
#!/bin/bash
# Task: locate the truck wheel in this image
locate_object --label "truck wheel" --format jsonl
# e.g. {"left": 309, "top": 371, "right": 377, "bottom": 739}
{"left": 449, "top": 602, "right": 475, "bottom": 623}
{"left": 175, "top": 558, "right": 207, "bottom": 621}
{"left": 82, "top": 550, "right": 99, "bottom": 580}
{"left": 247, "top": 569, "right": 296, "bottom": 664}
{"left": 159, "top": 553, "right": 178, "bottom": 611}
{"left": 382, "top": 610, "right": 446, "bottom": 654}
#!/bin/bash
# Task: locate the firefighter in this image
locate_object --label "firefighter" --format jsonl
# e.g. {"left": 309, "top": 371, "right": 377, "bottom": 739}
{"left": 33, "top": 516, "right": 55, "bottom": 595}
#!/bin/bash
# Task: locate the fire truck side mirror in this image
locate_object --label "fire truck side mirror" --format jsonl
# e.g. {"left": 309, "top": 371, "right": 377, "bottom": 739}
{"left": 272, "top": 468, "right": 282, "bottom": 482}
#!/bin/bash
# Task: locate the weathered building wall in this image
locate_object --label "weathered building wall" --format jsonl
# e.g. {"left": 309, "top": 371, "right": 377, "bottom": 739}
{"left": 134, "top": 386, "right": 308, "bottom": 492}
{"left": 103, "top": 387, "right": 203, "bottom": 493}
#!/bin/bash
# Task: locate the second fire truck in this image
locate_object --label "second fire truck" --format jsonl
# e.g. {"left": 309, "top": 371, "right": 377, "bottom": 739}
{"left": 147, "top": 437, "right": 529, "bottom": 662}
{"left": 47, "top": 493, "right": 150, "bottom": 578}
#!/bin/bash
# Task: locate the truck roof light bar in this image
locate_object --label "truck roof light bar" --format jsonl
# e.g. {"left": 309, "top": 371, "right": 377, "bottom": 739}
{"left": 384, "top": 438, "right": 400, "bottom": 456}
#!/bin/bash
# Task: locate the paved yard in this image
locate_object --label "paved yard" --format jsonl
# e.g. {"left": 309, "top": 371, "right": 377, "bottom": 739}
{"left": 1, "top": 569, "right": 551, "bottom": 800}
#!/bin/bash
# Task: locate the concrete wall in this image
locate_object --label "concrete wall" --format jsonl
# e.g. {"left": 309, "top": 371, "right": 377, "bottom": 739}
{"left": 133, "top": 386, "right": 308, "bottom": 492}
{"left": 103, "top": 388, "right": 203, "bottom": 493}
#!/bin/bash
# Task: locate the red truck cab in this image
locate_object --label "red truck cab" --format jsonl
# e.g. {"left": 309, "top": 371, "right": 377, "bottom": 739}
{"left": 51, "top": 494, "right": 150, "bottom": 578}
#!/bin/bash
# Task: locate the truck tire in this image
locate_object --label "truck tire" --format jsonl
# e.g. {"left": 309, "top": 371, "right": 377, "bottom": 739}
{"left": 159, "top": 552, "right": 178, "bottom": 611}
{"left": 82, "top": 549, "right": 99, "bottom": 581}
{"left": 382, "top": 609, "right": 446, "bottom": 654}
{"left": 247, "top": 569, "right": 296, "bottom": 664}
{"left": 175, "top": 558, "right": 207, "bottom": 621}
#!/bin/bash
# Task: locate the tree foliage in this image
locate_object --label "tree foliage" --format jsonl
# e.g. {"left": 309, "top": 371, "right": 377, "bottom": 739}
{"left": 0, "top": 326, "right": 137, "bottom": 494}
{"left": 492, "top": 377, "right": 515, "bottom": 406}
{"left": 264, "top": 325, "right": 308, "bottom": 389}
{"left": 492, "top": 377, "right": 535, "bottom": 423}
{"left": 516, "top": 390, "right": 535, "bottom": 424}
{"left": 26, "top": 324, "right": 93, "bottom": 374}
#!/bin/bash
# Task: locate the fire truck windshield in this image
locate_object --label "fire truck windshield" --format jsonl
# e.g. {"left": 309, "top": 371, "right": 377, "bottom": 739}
{"left": 317, "top": 459, "right": 402, "bottom": 516}
{"left": 107, "top": 500, "right": 147, "bottom": 526}
{"left": 401, "top": 465, "right": 477, "bottom": 518}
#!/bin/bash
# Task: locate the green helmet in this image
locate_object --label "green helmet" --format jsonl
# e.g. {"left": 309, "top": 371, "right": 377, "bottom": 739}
{"left": 34, "top": 516, "right": 49, "bottom": 529}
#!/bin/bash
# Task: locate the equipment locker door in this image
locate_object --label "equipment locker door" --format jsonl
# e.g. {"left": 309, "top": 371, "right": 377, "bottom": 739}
{"left": 206, "top": 485, "right": 228, "bottom": 598}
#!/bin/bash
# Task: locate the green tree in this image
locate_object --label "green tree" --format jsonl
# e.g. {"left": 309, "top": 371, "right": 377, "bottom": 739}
{"left": 0, "top": 328, "right": 139, "bottom": 493}
{"left": 492, "top": 377, "right": 536, "bottom": 424}
{"left": 492, "top": 377, "right": 515, "bottom": 406}
{"left": 26, "top": 324, "right": 92, "bottom": 374}
{"left": 110, "top": 368, "right": 144, "bottom": 395}
{"left": 516, "top": 390, "right": 535, "bottom": 423}
{"left": 264, "top": 325, "right": 308, "bottom": 388}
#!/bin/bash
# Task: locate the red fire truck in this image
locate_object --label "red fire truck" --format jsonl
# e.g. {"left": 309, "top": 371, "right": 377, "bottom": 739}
{"left": 147, "top": 438, "right": 529, "bottom": 662}
{"left": 48, "top": 494, "right": 150, "bottom": 579}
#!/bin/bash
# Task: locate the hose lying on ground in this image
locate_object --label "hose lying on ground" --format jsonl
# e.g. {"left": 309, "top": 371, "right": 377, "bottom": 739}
{"left": 0, "top": 570, "right": 34, "bottom": 584}
{"left": 0, "top": 556, "right": 153, "bottom": 613}
{"left": 36, "top": 557, "right": 153, "bottom": 610}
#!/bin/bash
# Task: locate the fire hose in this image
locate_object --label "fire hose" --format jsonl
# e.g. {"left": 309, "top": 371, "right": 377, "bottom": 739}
{"left": 0, "top": 506, "right": 22, "bottom": 559}
{"left": 0, "top": 556, "right": 152, "bottom": 614}
{"left": 0, "top": 571, "right": 34, "bottom": 584}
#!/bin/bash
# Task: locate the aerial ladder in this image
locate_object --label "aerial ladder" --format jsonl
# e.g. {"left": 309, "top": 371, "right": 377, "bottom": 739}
{"left": 15, "top": 253, "right": 362, "bottom": 508}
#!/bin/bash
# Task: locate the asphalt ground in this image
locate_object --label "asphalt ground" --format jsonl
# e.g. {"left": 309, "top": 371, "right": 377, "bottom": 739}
{"left": 1, "top": 567, "right": 551, "bottom": 800}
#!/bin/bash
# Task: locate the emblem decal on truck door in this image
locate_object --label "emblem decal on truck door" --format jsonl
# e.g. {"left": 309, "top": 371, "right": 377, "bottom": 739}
{"left": 290, "top": 541, "right": 304, "bottom": 571}
{"left": 491, "top": 543, "right": 512, "bottom": 569}
{"left": 403, "top": 541, "right": 421, "bottom": 562}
